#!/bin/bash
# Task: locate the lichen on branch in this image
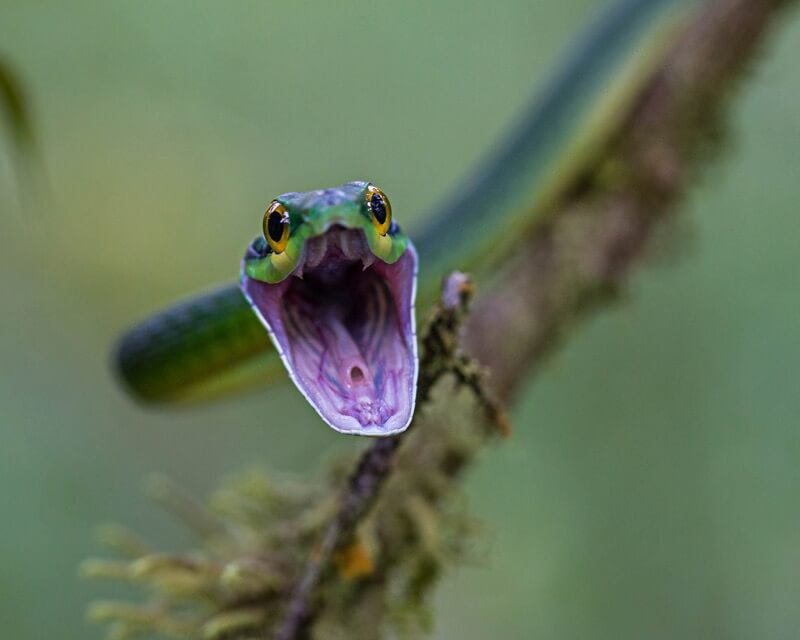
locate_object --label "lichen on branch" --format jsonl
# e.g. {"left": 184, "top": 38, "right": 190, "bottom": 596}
{"left": 84, "top": 272, "right": 507, "bottom": 640}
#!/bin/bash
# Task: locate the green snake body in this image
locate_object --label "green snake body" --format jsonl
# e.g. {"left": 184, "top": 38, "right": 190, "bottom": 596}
{"left": 116, "top": 0, "right": 694, "bottom": 409}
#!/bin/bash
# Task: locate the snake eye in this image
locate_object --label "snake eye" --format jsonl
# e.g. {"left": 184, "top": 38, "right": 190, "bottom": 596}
{"left": 365, "top": 184, "right": 392, "bottom": 236}
{"left": 263, "top": 201, "right": 290, "bottom": 254}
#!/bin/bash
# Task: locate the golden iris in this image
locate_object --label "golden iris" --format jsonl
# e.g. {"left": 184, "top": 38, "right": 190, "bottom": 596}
{"left": 365, "top": 184, "right": 392, "bottom": 236}
{"left": 263, "top": 201, "right": 290, "bottom": 254}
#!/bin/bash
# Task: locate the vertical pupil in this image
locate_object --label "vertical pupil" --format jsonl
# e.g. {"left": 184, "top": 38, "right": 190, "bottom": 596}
{"left": 267, "top": 211, "right": 285, "bottom": 242}
{"left": 370, "top": 193, "right": 387, "bottom": 225}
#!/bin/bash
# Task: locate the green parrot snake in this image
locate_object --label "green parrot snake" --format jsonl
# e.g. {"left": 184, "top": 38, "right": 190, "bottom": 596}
{"left": 115, "top": 0, "right": 694, "bottom": 436}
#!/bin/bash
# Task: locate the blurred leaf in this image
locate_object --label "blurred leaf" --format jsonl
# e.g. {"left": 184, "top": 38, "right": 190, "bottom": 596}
{"left": 0, "top": 56, "right": 48, "bottom": 214}
{"left": 0, "top": 56, "right": 33, "bottom": 151}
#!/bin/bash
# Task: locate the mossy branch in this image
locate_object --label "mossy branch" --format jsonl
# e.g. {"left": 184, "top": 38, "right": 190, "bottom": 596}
{"left": 466, "top": 0, "right": 797, "bottom": 401}
{"left": 84, "top": 0, "right": 797, "bottom": 638}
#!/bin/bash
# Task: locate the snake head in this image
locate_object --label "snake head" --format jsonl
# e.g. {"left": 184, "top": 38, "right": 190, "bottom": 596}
{"left": 240, "top": 181, "right": 418, "bottom": 436}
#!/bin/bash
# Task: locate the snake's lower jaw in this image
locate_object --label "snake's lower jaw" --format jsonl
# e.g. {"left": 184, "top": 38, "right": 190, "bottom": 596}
{"left": 241, "top": 229, "right": 419, "bottom": 436}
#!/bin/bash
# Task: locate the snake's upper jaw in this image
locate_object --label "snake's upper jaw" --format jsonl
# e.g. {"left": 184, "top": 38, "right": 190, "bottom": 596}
{"left": 241, "top": 228, "right": 419, "bottom": 436}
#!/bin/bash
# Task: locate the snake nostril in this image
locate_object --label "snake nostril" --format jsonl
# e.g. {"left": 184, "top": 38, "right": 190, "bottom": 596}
{"left": 349, "top": 366, "right": 364, "bottom": 383}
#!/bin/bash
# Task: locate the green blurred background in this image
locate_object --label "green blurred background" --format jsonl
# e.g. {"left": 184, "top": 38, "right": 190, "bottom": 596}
{"left": 1, "top": 2, "right": 798, "bottom": 638}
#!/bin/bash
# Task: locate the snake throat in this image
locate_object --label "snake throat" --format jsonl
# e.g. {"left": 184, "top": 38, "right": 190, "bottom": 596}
{"left": 241, "top": 227, "right": 418, "bottom": 436}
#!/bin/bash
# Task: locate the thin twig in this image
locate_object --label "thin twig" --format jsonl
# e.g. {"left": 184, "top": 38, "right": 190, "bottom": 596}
{"left": 274, "top": 273, "right": 487, "bottom": 640}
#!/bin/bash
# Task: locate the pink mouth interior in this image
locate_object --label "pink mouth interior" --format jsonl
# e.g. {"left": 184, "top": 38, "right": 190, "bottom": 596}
{"left": 241, "top": 228, "right": 418, "bottom": 436}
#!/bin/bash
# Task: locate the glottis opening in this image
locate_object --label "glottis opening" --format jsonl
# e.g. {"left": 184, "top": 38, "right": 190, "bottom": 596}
{"left": 280, "top": 262, "right": 411, "bottom": 429}
{"left": 241, "top": 228, "right": 418, "bottom": 436}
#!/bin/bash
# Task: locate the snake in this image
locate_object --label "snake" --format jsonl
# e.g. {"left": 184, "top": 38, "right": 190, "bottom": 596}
{"left": 115, "top": 0, "right": 694, "bottom": 436}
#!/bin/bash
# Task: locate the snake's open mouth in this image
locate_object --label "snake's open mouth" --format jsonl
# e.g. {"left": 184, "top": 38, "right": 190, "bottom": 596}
{"left": 241, "top": 227, "right": 418, "bottom": 436}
